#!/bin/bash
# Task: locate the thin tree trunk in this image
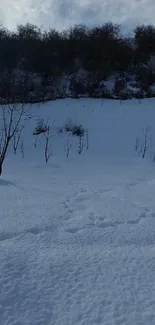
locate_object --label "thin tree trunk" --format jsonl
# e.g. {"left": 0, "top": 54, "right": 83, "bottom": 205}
{"left": 0, "top": 163, "right": 2, "bottom": 176}
{"left": 0, "top": 138, "right": 10, "bottom": 176}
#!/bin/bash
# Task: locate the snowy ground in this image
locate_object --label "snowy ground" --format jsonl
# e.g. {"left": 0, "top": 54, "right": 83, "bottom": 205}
{"left": 1, "top": 98, "right": 155, "bottom": 325}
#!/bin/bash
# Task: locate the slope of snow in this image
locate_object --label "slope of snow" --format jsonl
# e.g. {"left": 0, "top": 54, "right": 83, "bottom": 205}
{"left": 1, "top": 98, "right": 155, "bottom": 324}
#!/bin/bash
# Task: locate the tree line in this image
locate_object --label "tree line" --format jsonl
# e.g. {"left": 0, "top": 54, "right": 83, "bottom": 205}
{"left": 1, "top": 22, "right": 155, "bottom": 101}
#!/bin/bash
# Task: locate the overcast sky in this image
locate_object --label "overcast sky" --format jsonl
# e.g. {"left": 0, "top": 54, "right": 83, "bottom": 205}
{"left": 0, "top": 0, "right": 155, "bottom": 32}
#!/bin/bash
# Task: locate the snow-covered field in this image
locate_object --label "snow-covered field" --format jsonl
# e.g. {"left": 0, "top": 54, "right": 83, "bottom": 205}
{"left": 1, "top": 98, "right": 155, "bottom": 325}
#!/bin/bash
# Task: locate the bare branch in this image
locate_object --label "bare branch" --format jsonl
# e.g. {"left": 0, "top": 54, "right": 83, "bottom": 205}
{"left": 78, "top": 136, "right": 85, "bottom": 154}
{"left": 20, "top": 139, "right": 25, "bottom": 159}
{"left": 136, "top": 125, "right": 152, "bottom": 159}
{"left": 43, "top": 125, "right": 53, "bottom": 163}
{"left": 135, "top": 137, "right": 140, "bottom": 152}
{"left": 66, "top": 136, "right": 72, "bottom": 158}
{"left": 0, "top": 101, "right": 30, "bottom": 175}
{"left": 140, "top": 125, "right": 152, "bottom": 158}
{"left": 34, "top": 117, "right": 54, "bottom": 163}
{"left": 86, "top": 129, "right": 89, "bottom": 151}
{"left": 12, "top": 124, "right": 25, "bottom": 155}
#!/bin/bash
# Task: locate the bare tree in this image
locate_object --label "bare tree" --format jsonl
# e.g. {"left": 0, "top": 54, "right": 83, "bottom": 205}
{"left": 43, "top": 126, "right": 53, "bottom": 163}
{"left": 0, "top": 102, "right": 30, "bottom": 175}
{"left": 139, "top": 125, "right": 152, "bottom": 159}
{"left": 12, "top": 124, "right": 25, "bottom": 154}
{"left": 66, "top": 136, "right": 72, "bottom": 158}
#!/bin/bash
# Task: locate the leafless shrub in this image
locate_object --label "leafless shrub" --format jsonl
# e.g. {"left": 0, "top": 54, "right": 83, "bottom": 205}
{"left": 86, "top": 129, "right": 89, "bottom": 151}
{"left": 135, "top": 136, "right": 140, "bottom": 152}
{"left": 137, "top": 125, "right": 152, "bottom": 159}
{"left": 66, "top": 137, "right": 72, "bottom": 158}
{"left": 33, "top": 118, "right": 48, "bottom": 135}
{"left": 34, "top": 117, "right": 54, "bottom": 163}
{"left": 78, "top": 129, "right": 89, "bottom": 154}
{"left": 78, "top": 136, "right": 85, "bottom": 154}
{"left": 64, "top": 118, "right": 85, "bottom": 137}
{"left": 59, "top": 119, "right": 89, "bottom": 156}
{"left": 43, "top": 125, "right": 53, "bottom": 163}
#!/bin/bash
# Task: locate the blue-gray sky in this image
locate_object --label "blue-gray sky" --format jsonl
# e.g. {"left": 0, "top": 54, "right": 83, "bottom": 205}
{"left": 1, "top": 0, "right": 155, "bottom": 32}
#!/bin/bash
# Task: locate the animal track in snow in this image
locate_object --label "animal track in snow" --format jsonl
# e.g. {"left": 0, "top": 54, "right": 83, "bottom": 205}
{"left": 66, "top": 227, "right": 82, "bottom": 234}
{"left": 0, "top": 231, "right": 20, "bottom": 242}
{"left": 0, "top": 227, "right": 42, "bottom": 243}
{"left": 97, "top": 222, "right": 115, "bottom": 229}
{"left": 62, "top": 185, "right": 155, "bottom": 238}
{"left": 26, "top": 226, "right": 42, "bottom": 235}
